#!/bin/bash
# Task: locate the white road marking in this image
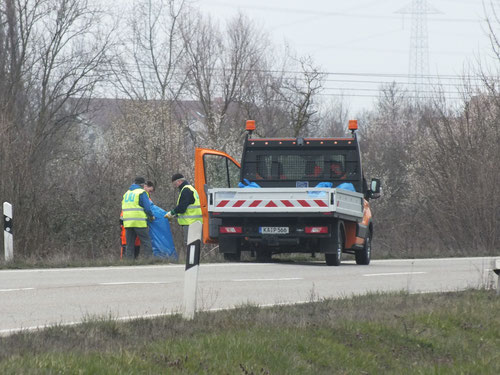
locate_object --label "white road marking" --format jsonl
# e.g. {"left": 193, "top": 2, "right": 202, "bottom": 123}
{"left": 0, "top": 288, "right": 35, "bottom": 292}
{"left": 232, "top": 277, "right": 303, "bottom": 282}
{"left": 0, "top": 256, "right": 496, "bottom": 274}
{"left": 98, "top": 282, "right": 167, "bottom": 286}
{"left": 370, "top": 257, "right": 497, "bottom": 263}
{"left": 0, "top": 262, "right": 273, "bottom": 274}
{"left": 363, "top": 272, "right": 427, "bottom": 277}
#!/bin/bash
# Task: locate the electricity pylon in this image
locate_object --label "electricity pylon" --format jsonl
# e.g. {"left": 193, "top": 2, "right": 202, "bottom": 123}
{"left": 397, "top": 0, "right": 441, "bottom": 102}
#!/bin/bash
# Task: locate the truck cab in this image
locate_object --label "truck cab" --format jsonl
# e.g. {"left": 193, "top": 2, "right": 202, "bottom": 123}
{"left": 194, "top": 120, "right": 381, "bottom": 265}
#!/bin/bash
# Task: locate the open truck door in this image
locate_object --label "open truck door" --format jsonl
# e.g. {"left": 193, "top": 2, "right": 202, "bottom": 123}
{"left": 194, "top": 147, "right": 241, "bottom": 244}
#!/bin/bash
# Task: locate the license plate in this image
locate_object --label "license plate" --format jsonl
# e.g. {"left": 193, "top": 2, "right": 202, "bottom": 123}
{"left": 259, "top": 227, "right": 289, "bottom": 234}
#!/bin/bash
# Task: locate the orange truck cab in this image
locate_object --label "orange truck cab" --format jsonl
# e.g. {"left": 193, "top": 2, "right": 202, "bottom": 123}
{"left": 194, "top": 120, "right": 381, "bottom": 266}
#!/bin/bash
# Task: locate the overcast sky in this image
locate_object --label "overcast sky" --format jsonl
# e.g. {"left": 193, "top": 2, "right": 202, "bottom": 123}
{"left": 196, "top": 0, "right": 495, "bottom": 113}
{"left": 97, "top": 0, "right": 496, "bottom": 114}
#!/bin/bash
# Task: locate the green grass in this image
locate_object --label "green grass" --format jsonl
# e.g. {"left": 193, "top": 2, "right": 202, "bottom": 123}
{"left": 1, "top": 289, "right": 500, "bottom": 374}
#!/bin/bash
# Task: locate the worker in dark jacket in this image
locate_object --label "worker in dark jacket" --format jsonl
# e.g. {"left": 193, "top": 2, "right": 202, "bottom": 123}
{"left": 165, "top": 173, "right": 203, "bottom": 244}
{"left": 121, "top": 176, "right": 154, "bottom": 258}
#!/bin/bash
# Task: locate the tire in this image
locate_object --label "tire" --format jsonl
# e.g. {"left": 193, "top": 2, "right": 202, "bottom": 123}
{"left": 324, "top": 221, "right": 343, "bottom": 266}
{"left": 224, "top": 252, "right": 241, "bottom": 261}
{"left": 256, "top": 248, "right": 272, "bottom": 263}
{"left": 220, "top": 237, "right": 241, "bottom": 262}
{"left": 355, "top": 232, "right": 371, "bottom": 265}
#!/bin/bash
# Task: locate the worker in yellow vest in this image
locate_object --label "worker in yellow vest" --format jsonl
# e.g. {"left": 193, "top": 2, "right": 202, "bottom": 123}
{"left": 165, "top": 173, "right": 203, "bottom": 245}
{"left": 121, "top": 176, "right": 155, "bottom": 258}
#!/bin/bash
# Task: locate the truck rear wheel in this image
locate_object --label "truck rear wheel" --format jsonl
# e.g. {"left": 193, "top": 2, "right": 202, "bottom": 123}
{"left": 256, "top": 248, "right": 272, "bottom": 262}
{"left": 220, "top": 237, "right": 241, "bottom": 262}
{"left": 355, "top": 232, "right": 371, "bottom": 265}
{"left": 323, "top": 222, "right": 343, "bottom": 266}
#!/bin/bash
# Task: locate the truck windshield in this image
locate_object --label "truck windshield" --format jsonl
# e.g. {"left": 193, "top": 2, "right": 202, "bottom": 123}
{"left": 242, "top": 151, "right": 357, "bottom": 182}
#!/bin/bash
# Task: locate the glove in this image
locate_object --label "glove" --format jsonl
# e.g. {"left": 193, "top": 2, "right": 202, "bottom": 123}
{"left": 164, "top": 211, "right": 174, "bottom": 219}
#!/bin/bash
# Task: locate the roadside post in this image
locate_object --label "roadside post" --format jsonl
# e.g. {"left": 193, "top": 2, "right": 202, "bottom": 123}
{"left": 494, "top": 259, "right": 500, "bottom": 296}
{"left": 3, "top": 202, "right": 13, "bottom": 262}
{"left": 183, "top": 221, "right": 202, "bottom": 319}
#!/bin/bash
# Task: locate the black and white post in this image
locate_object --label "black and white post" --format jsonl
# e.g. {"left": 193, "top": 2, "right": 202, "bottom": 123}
{"left": 183, "top": 221, "right": 202, "bottom": 319}
{"left": 493, "top": 259, "right": 500, "bottom": 297}
{"left": 3, "top": 202, "right": 13, "bottom": 262}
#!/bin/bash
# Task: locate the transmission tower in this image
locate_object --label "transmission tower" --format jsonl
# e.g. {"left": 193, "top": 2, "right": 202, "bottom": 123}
{"left": 397, "top": 0, "right": 440, "bottom": 102}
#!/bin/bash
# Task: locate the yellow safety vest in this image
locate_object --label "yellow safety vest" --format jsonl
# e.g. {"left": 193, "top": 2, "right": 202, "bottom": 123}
{"left": 177, "top": 185, "right": 203, "bottom": 226}
{"left": 121, "top": 188, "right": 148, "bottom": 228}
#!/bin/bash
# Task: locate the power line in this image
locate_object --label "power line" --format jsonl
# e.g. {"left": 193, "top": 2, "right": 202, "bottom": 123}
{"left": 319, "top": 77, "right": 482, "bottom": 87}
{"left": 204, "top": 0, "right": 483, "bottom": 23}
{"left": 102, "top": 62, "right": 489, "bottom": 81}
{"left": 316, "top": 92, "right": 464, "bottom": 99}
{"left": 321, "top": 86, "right": 470, "bottom": 95}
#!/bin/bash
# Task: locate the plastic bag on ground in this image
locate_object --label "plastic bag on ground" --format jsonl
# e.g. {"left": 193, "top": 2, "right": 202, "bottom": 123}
{"left": 149, "top": 205, "right": 177, "bottom": 259}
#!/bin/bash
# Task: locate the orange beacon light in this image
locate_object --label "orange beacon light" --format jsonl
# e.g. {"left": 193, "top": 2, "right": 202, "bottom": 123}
{"left": 348, "top": 119, "right": 358, "bottom": 131}
{"left": 246, "top": 120, "right": 256, "bottom": 132}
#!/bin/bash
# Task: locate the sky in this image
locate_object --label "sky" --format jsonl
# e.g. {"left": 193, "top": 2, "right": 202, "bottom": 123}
{"left": 195, "top": 0, "right": 495, "bottom": 114}
{"left": 97, "top": 0, "right": 497, "bottom": 114}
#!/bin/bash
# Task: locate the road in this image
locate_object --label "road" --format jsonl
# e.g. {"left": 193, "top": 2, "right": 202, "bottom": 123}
{"left": 0, "top": 257, "right": 497, "bottom": 335}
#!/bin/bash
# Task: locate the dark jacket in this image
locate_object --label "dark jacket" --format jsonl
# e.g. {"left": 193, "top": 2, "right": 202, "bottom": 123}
{"left": 171, "top": 181, "right": 195, "bottom": 215}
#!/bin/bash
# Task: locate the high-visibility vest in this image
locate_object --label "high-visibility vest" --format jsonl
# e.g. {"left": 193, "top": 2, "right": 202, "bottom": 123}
{"left": 177, "top": 185, "right": 203, "bottom": 226}
{"left": 121, "top": 188, "right": 148, "bottom": 228}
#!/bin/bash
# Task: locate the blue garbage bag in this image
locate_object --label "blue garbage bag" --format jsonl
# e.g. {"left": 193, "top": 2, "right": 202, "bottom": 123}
{"left": 238, "top": 178, "right": 261, "bottom": 188}
{"left": 336, "top": 182, "right": 356, "bottom": 192}
{"left": 149, "top": 204, "right": 177, "bottom": 259}
{"left": 307, "top": 182, "right": 333, "bottom": 197}
{"left": 315, "top": 182, "right": 333, "bottom": 189}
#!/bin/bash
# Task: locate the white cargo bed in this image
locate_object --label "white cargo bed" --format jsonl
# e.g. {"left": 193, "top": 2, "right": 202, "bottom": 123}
{"left": 208, "top": 187, "right": 364, "bottom": 219}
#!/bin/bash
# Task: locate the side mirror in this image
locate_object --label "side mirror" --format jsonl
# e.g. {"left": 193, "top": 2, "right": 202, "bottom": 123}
{"left": 369, "top": 178, "right": 381, "bottom": 199}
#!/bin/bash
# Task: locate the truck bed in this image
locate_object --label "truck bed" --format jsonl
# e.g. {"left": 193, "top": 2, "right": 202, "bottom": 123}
{"left": 208, "top": 187, "right": 364, "bottom": 220}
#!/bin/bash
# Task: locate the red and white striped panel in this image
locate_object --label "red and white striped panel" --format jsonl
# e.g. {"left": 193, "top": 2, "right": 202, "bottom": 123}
{"left": 215, "top": 199, "right": 329, "bottom": 209}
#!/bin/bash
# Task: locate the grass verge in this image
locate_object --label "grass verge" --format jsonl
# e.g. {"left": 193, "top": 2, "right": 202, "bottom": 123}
{"left": 1, "top": 289, "right": 499, "bottom": 374}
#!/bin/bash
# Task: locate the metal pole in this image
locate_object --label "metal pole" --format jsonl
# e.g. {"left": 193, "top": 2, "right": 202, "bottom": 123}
{"left": 183, "top": 221, "right": 202, "bottom": 319}
{"left": 3, "top": 202, "right": 13, "bottom": 262}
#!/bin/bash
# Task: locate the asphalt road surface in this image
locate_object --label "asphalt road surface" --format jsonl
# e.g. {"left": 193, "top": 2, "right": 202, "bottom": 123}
{"left": 1, "top": 257, "right": 498, "bottom": 335}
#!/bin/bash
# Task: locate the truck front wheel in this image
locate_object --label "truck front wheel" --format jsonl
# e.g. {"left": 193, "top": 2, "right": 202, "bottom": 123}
{"left": 355, "top": 232, "right": 371, "bottom": 265}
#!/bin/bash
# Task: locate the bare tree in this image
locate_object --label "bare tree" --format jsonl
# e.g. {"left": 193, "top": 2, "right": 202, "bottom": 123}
{"left": 485, "top": 0, "right": 500, "bottom": 61}
{"left": 107, "top": 0, "right": 191, "bottom": 190}
{"left": 180, "top": 12, "right": 268, "bottom": 153}
{"left": 0, "top": 0, "right": 113, "bottom": 256}
{"left": 273, "top": 56, "right": 325, "bottom": 137}
{"left": 110, "top": 0, "right": 187, "bottom": 101}
{"left": 314, "top": 96, "right": 350, "bottom": 137}
{"left": 359, "top": 83, "right": 425, "bottom": 256}
{"left": 415, "top": 86, "right": 500, "bottom": 255}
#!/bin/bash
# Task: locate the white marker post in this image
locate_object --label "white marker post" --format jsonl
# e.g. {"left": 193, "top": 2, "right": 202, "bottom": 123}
{"left": 494, "top": 259, "right": 500, "bottom": 296}
{"left": 183, "top": 221, "right": 202, "bottom": 319}
{"left": 3, "top": 202, "right": 13, "bottom": 262}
